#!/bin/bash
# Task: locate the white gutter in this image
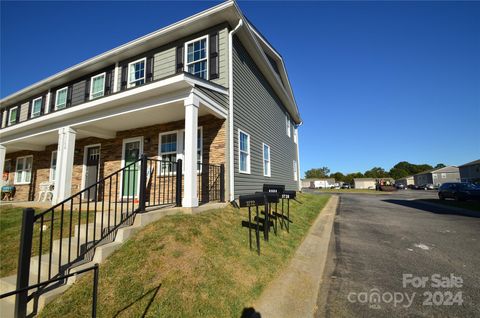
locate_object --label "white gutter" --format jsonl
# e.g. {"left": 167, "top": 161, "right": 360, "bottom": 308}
{"left": 228, "top": 19, "right": 243, "bottom": 202}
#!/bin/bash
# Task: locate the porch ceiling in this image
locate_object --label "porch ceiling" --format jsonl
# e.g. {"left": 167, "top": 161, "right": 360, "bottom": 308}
{"left": 3, "top": 100, "right": 219, "bottom": 154}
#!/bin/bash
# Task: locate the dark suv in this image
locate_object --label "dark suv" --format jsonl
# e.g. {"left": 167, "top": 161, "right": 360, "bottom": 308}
{"left": 438, "top": 183, "right": 480, "bottom": 201}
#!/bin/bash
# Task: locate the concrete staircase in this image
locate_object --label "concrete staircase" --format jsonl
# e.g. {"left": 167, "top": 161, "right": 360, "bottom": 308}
{"left": 0, "top": 205, "right": 184, "bottom": 317}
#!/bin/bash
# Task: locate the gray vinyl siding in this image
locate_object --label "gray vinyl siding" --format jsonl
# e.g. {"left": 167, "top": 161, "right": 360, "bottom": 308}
{"left": 232, "top": 36, "right": 297, "bottom": 197}
{"left": 414, "top": 173, "right": 433, "bottom": 186}
{"left": 431, "top": 171, "right": 461, "bottom": 185}
{"left": 196, "top": 86, "right": 228, "bottom": 110}
{"left": 71, "top": 81, "right": 87, "bottom": 106}
{"left": 19, "top": 102, "right": 30, "bottom": 122}
{"left": 153, "top": 47, "right": 176, "bottom": 81}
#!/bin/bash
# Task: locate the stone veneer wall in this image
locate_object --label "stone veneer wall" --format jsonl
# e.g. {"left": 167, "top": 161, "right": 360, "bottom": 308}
{"left": 4, "top": 115, "right": 226, "bottom": 202}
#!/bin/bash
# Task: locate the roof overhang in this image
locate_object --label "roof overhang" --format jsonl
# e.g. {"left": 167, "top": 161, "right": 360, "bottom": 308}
{"left": 1, "top": 0, "right": 301, "bottom": 124}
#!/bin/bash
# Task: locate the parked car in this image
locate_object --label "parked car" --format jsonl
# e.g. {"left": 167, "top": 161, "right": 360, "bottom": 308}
{"left": 438, "top": 183, "right": 480, "bottom": 201}
{"left": 422, "top": 184, "right": 435, "bottom": 190}
{"left": 395, "top": 184, "right": 405, "bottom": 190}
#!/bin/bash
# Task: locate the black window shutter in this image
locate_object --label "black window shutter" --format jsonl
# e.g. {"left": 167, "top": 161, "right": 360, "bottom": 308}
{"left": 146, "top": 56, "right": 153, "bottom": 82}
{"left": 176, "top": 45, "right": 184, "bottom": 73}
{"left": 41, "top": 94, "right": 46, "bottom": 115}
{"left": 121, "top": 65, "right": 127, "bottom": 90}
{"left": 105, "top": 71, "right": 111, "bottom": 95}
{"left": 27, "top": 101, "right": 32, "bottom": 120}
{"left": 209, "top": 32, "right": 219, "bottom": 80}
{"left": 67, "top": 86, "right": 73, "bottom": 107}
{"left": 85, "top": 79, "right": 90, "bottom": 101}
{"left": 16, "top": 105, "right": 21, "bottom": 123}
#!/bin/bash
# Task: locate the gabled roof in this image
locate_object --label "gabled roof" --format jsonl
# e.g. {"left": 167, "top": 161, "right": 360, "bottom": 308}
{"left": 414, "top": 166, "right": 459, "bottom": 176}
{"left": 0, "top": 0, "right": 301, "bottom": 124}
{"left": 458, "top": 159, "right": 480, "bottom": 167}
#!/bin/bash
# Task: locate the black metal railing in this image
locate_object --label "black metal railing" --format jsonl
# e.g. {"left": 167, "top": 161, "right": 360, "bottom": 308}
{"left": 198, "top": 163, "right": 225, "bottom": 204}
{"left": 0, "top": 264, "right": 99, "bottom": 318}
{"left": 12, "top": 155, "right": 224, "bottom": 317}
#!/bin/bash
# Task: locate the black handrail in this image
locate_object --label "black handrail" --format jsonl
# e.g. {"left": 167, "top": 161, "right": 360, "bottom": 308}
{"left": 2, "top": 264, "right": 99, "bottom": 318}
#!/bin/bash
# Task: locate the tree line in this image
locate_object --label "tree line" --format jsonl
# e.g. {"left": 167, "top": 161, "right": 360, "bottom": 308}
{"left": 304, "top": 162, "right": 446, "bottom": 185}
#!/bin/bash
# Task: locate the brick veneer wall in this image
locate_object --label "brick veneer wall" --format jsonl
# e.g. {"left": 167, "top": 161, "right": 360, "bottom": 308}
{"left": 4, "top": 115, "right": 226, "bottom": 202}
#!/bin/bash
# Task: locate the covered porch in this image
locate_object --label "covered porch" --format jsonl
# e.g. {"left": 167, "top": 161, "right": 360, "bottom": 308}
{"left": 0, "top": 75, "right": 228, "bottom": 208}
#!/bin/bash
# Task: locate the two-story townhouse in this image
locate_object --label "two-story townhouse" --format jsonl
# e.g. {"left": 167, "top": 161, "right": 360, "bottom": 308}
{"left": 413, "top": 166, "right": 460, "bottom": 187}
{"left": 0, "top": 0, "right": 302, "bottom": 208}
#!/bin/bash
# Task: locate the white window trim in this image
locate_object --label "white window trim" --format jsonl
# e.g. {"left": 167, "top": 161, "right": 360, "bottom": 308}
{"left": 55, "top": 86, "right": 69, "bottom": 110}
{"left": 263, "top": 143, "right": 271, "bottom": 177}
{"left": 127, "top": 57, "right": 147, "bottom": 88}
{"left": 49, "top": 151, "right": 57, "bottom": 182}
{"left": 90, "top": 72, "right": 106, "bottom": 100}
{"left": 15, "top": 155, "right": 33, "bottom": 185}
{"left": 8, "top": 107, "right": 18, "bottom": 126}
{"left": 238, "top": 129, "right": 251, "bottom": 174}
{"left": 158, "top": 127, "right": 203, "bottom": 176}
{"left": 293, "top": 160, "right": 298, "bottom": 181}
{"left": 293, "top": 127, "right": 298, "bottom": 144}
{"left": 31, "top": 97, "right": 42, "bottom": 118}
{"left": 184, "top": 35, "right": 209, "bottom": 80}
{"left": 286, "top": 113, "right": 291, "bottom": 137}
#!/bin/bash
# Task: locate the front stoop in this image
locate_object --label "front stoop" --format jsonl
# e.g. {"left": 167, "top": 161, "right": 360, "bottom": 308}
{"left": 0, "top": 203, "right": 221, "bottom": 317}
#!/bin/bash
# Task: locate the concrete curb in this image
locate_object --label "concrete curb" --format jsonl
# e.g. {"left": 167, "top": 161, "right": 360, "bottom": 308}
{"left": 253, "top": 195, "right": 339, "bottom": 318}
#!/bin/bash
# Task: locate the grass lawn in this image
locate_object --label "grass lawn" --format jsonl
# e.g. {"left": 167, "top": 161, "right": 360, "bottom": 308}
{"left": 312, "top": 188, "right": 393, "bottom": 194}
{"left": 0, "top": 205, "right": 90, "bottom": 277}
{"left": 421, "top": 199, "right": 480, "bottom": 212}
{"left": 39, "top": 193, "right": 330, "bottom": 318}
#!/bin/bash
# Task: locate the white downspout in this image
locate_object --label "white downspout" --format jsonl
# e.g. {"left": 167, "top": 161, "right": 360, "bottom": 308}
{"left": 296, "top": 121, "right": 303, "bottom": 191}
{"left": 228, "top": 19, "right": 243, "bottom": 202}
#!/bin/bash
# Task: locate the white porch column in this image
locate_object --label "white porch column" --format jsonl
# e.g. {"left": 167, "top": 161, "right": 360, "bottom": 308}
{"left": 0, "top": 145, "right": 6, "bottom": 177}
{"left": 182, "top": 94, "right": 199, "bottom": 208}
{"left": 53, "top": 127, "right": 76, "bottom": 204}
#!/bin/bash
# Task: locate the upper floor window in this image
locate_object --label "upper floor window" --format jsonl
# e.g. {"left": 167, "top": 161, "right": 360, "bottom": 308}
{"left": 90, "top": 73, "right": 106, "bottom": 99}
{"left": 263, "top": 143, "right": 271, "bottom": 177}
{"left": 8, "top": 107, "right": 18, "bottom": 126}
{"left": 238, "top": 129, "right": 250, "bottom": 174}
{"left": 128, "top": 58, "right": 146, "bottom": 88}
{"left": 185, "top": 36, "right": 208, "bottom": 80}
{"left": 286, "top": 113, "right": 291, "bottom": 137}
{"left": 31, "top": 97, "right": 42, "bottom": 118}
{"left": 15, "top": 155, "right": 33, "bottom": 184}
{"left": 55, "top": 87, "right": 68, "bottom": 110}
{"left": 293, "top": 127, "right": 298, "bottom": 144}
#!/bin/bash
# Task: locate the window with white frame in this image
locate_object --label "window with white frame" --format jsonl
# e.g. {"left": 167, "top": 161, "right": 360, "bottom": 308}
{"left": 15, "top": 156, "right": 33, "bottom": 184}
{"left": 31, "top": 97, "right": 42, "bottom": 118}
{"left": 185, "top": 36, "right": 208, "bottom": 80}
{"left": 55, "top": 87, "right": 68, "bottom": 110}
{"left": 128, "top": 58, "right": 146, "bottom": 88}
{"left": 158, "top": 128, "right": 202, "bottom": 174}
{"left": 441, "top": 173, "right": 447, "bottom": 179}
{"left": 293, "top": 127, "right": 298, "bottom": 144}
{"left": 8, "top": 107, "right": 18, "bottom": 126}
{"left": 263, "top": 143, "right": 271, "bottom": 177}
{"left": 286, "top": 113, "right": 291, "bottom": 137}
{"left": 293, "top": 160, "right": 298, "bottom": 181}
{"left": 239, "top": 130, "right": 250, "bottom": 174}
{"left": 50, "top": 151, "right": 57, "bottom": 182}
{"left": 90, "top": 73, "right": 106, "bottom": 99}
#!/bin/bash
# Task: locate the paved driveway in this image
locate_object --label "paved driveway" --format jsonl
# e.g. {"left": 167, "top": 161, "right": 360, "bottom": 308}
{"left": 315, "top": 190, "right": 480, "bottom": 317}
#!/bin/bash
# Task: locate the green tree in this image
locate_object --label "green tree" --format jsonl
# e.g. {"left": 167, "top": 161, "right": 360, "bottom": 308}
{"left": 434, "top": 163, "right": 446, "bottom": 169}
{"left": 305, "top": 167, "right": 330, "bottom": 179}
{"left": 344, "top": 172, "right": 364, "bottom": 185}
{"left": 330, "top": 172, "right": 345, "bottom": 182}
{"left": 364, "top": 167, "right": 389, "bottom": 178}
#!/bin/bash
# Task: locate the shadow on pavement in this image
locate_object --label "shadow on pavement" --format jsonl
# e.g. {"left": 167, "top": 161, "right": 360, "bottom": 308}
{"left": 383, "top": 199, "right": 480, "bottom": 218}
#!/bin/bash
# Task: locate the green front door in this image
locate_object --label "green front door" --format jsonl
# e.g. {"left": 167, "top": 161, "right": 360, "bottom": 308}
{"left": 123, "top": 140, "right": 141, "bottom": 198}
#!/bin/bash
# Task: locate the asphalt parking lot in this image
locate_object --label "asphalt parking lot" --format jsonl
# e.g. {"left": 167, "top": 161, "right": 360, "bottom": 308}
{"left": 315, "top": 190, "right": 480, "bottom": 318}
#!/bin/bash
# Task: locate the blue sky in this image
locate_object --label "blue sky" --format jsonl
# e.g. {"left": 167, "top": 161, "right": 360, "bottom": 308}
{"left": 1, "top": 1, "right": 479, "bottom": 177}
